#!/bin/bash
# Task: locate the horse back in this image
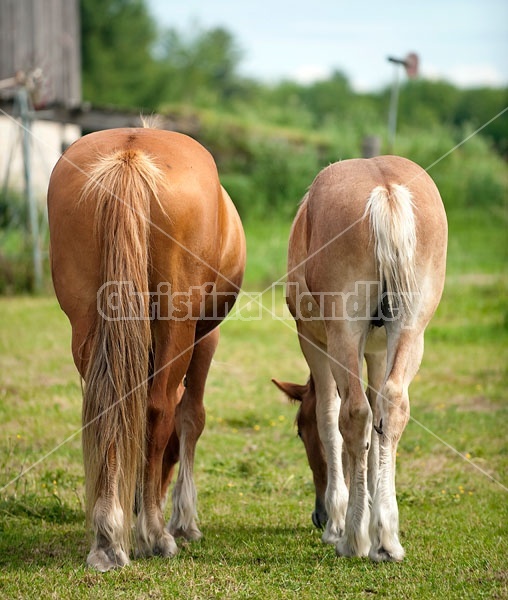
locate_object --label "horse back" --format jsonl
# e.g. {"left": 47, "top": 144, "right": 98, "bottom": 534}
{"left": 287, "top": 156, "right": 447, "bottom": 328}
{"left": 48, "top": 128, "right": 244, "bottom": 323}
{"left": 306, "top": 157, "right": 445, "bottom": 270}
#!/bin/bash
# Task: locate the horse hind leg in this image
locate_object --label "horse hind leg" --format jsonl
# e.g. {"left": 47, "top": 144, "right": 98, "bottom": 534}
{"left": 69, "top": 319, "right": 130, "bottom": 571}
{"left": 136, "top": 323, "right": 195, "bottom": 559}
{"left": 86, "top": 445, "right": 130, "bottom": 571}
{"left": 298, "top": 333, "right": 349, "bottom": 546}
{"left": 168, "top": 329, "right": 219, "bottom": 541}
{"left": 364, "top": 346, "right": 387, "bottom": 499}
{"left": 327, "top": 326, "right": 373, "bottom": 558}
{"left": 369, "top": 329, "right": 424, "bottom": 562}
{"left": 159, "top": 428, "right": 180, "bottom": 512}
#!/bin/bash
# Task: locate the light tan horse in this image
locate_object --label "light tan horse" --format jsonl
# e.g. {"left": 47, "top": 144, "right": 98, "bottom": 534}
{"left": 47, "top": 127, "right": 246, "bottom": 571}
{"left": 274, "top": 155, "right": 447, "bottom": 561}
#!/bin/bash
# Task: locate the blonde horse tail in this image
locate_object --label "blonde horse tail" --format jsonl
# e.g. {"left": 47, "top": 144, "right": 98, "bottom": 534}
{"left": 80, "top": 149, "right": 163, "bottom": 556}
{"left": 365, "top": 184, "right": 419, "bottom": 316}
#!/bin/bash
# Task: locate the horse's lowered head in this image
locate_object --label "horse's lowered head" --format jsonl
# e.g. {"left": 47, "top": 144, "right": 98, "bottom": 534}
{"left": 272, "top": 377, "right": 328, "bottom": 529}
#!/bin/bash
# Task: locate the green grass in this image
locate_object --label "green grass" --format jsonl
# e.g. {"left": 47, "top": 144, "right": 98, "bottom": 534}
{"left": 446, "top": 208, "right": 508, "bottom": 275}
{"left": 241, "top": 216, "right": 293, "bottom": 290}
{"left": 0, "top": 207, "right": 507, "bottom": 599}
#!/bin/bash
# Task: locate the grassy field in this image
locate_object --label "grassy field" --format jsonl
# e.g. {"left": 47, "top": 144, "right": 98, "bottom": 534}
{"left": 0, "top": 205, "right": 507, "bottom": 599}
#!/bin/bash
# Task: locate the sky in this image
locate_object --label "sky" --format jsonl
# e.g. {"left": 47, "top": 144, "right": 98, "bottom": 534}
{"left": 147, "top": 0, "right": 508, "bottom": 91}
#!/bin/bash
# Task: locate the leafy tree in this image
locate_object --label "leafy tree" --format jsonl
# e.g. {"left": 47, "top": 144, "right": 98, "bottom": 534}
{"left": 395, "top": 79, "right": 461, "bottom": 129}
{"left": 390, "top": 80, "right": 507, "bottom": 156}
{"left": 4, "top": 1, "right": 507, "bottom": 293}
{"left": 156, "top": 25, "right": 245, "bottom": 106}
{"left": 301, "top": 71, "right": 353, "bottom": 125}
{"left": 454, "top": 88, "right": 508, "bottom": 156}
{"left": 81, "top": 0, "right": 159, "bottom": 108}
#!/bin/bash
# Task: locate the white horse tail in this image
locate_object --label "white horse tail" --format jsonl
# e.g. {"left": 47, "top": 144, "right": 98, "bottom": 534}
{"left": 365, "top": 184, "right": 419, "bottom": 316}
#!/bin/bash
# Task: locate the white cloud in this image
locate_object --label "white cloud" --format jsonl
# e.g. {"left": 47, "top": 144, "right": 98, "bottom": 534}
{"left": 422, "top": 63, "right": 507, "bottom": 88}
{"left": 291, "top": 64, "right": 332, "bottom": 85}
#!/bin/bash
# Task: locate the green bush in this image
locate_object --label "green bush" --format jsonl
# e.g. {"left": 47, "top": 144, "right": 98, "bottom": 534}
{"left": 0, "top": 189, "right": 48, "bottom": 294}
{"left": 3, "top": 104, "right": 507, "bottom": 294}
{"left": 396, "top": 126, "right": 508, "bottom": 212}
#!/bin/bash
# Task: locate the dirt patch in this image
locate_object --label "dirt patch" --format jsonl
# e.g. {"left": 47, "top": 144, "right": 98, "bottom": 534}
{"left": 406, "top": 454, "right": 449, "bottom": 478}
{"left": 449, "top": 394, "right": 498, "bottom": 412}
{"left": 446, "top": 273, "right": 507, "bottom": 286}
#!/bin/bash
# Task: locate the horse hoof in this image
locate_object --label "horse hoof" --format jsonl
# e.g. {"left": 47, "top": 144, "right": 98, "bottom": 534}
{"left": 87, "top": 547, "right": 129, "bottom": 572}
{"left": 169, "top": 523, "right": 203, "bottom": 541}
{"left": 154, "top": 531, "right": 179, "bottom": 557}
{"left": 136, "top": 530, "right": 179, "bottom": 559}
{"left": 335, "top": 534, "right": 370, "bottom": 558}
{"left": 321, "top": 519, "right": 343, "bottom": 545}
{"left": 369, "top": 544, "right": 405, "bottom": 562}
{"left": 312, "top": 509, "right": 328, "bottom": 530}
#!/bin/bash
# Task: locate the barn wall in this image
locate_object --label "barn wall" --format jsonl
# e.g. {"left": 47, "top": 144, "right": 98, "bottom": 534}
{"left": 0, "top": 116, "right": 80, "bottom": 198}
{"left": 0, "top": 0, "right": 81, "bottom": 107}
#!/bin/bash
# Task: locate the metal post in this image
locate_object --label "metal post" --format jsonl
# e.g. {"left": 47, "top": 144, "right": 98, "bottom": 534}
{"left": 387, "top": 61, "right": 401, "bottom": 153}
{"left": 386, "top": 54, "right": 419, "bottom": 154}
{"left": 18, "top": 87, "right": 43, "bottom": 292}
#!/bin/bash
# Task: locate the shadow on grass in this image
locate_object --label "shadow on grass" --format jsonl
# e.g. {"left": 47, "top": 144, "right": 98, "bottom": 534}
{"left": 0, "top": 495, "right": 321, "bottom": 572}
{"left": 0, "top": 493, "right": 83, "bottom": 523}
{"left": 0, "top": 493, "right": 87, "bottom": 569}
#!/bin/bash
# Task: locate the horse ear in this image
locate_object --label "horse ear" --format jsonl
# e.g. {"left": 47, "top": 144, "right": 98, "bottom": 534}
{"left": 271, "top": 378, "right": 307, "bottom": 402}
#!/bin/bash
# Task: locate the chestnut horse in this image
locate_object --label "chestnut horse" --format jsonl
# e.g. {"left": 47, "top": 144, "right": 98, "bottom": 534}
{"left": 47, "top": 127, "right": 246, "bottom": 571}
{"left": 273, "top": 156, "right": 447, "bottom": 561}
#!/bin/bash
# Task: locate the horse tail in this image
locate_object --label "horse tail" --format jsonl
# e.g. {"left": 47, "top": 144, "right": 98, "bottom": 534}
{"left": 80, "top": 148, "right": 163, "bottom": 555}
{"left": 365, "top": 184, "right": 418, "bottom": 316}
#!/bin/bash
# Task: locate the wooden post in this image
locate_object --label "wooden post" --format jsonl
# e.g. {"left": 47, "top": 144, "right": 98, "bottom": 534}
{"left": 362, "top": 136, "right": 381, "bottom": 158}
